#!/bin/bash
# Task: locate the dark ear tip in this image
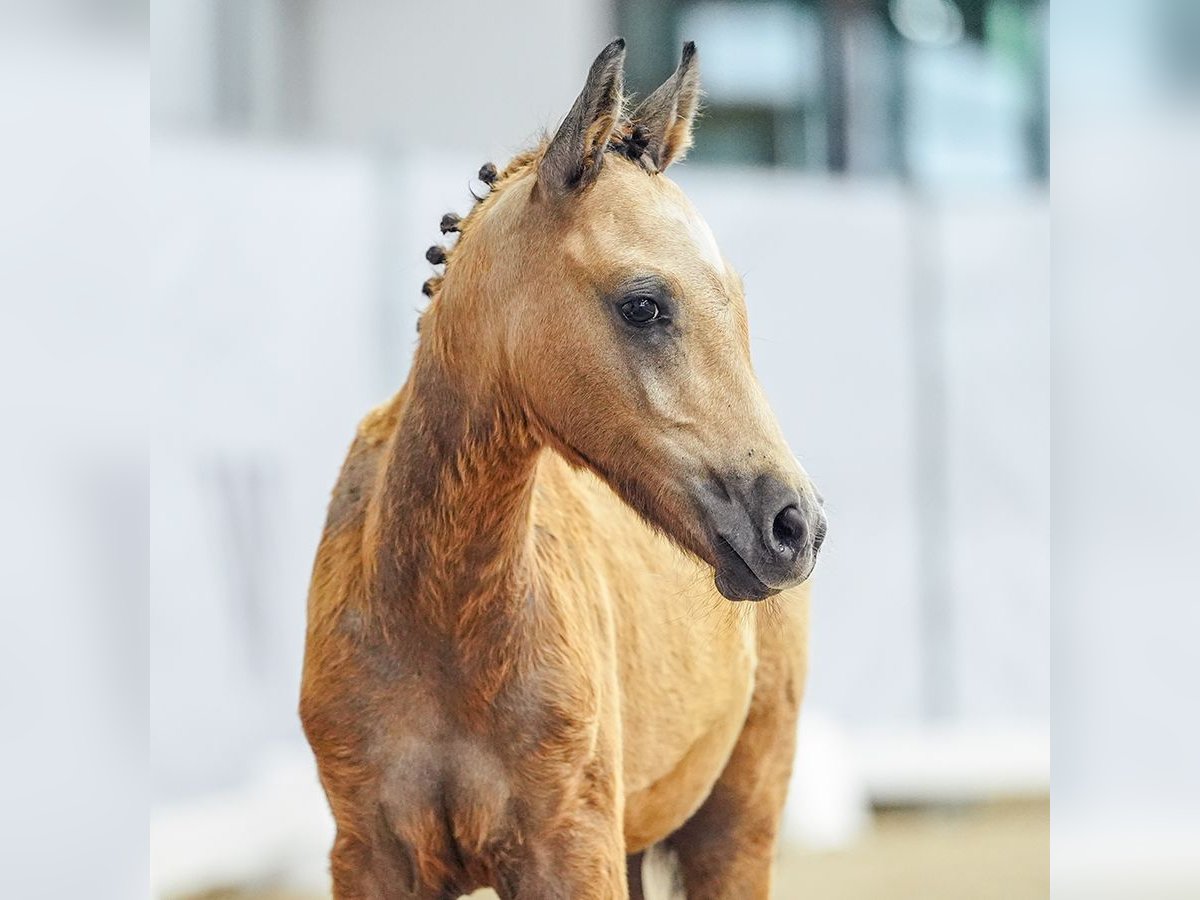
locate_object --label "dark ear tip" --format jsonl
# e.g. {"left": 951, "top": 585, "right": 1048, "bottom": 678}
{"left": 681, "top": 41, "right": 696, "bottom": 61}
{"left": 593, "top": 37, "right": 625, "bottom": 65}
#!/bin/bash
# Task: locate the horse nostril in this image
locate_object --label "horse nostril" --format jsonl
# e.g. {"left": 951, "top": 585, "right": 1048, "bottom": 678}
{"left": 772, "top": 505, "right": 807, "bottom": 554}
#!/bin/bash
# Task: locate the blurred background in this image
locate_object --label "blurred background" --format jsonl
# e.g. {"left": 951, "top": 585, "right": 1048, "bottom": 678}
{"left": 4, "top": 0, "right": 1198, "bottom": 898}
{"left": 149, "top": 1, "right": 1050, "bottom": 897}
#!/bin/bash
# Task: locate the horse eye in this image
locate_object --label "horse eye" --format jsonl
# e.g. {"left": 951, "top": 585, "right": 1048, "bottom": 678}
{"left": 620, "top": 295, "right": 660, "bottom": 325}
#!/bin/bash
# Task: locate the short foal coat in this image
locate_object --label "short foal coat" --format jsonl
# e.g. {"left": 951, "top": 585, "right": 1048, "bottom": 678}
{"left": 301, "top": 40, "right": 819, "bottom": 900}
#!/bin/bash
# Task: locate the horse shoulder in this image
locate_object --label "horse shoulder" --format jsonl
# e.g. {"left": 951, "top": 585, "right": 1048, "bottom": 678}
{"left": 301, "top": 395, "right": 407, "bottom": 782}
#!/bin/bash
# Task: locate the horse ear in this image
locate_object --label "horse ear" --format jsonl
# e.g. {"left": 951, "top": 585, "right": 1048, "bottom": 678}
{"left": 630, "top": 42, "right": 700, "bottom": 172}
{"left": 538, "top": 38, "right": 626, "bottom": 199}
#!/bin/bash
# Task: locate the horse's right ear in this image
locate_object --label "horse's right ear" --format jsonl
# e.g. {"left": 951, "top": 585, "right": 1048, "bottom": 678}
{"left": 537, "top": 38, "right": 626, "bottom": 201}
{"left": 630, "top": 41, "right": 700, "bottom": 172}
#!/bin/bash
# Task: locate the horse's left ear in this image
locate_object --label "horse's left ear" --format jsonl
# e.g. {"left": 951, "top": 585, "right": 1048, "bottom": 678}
{"left": 538, "top": 38, "right": 626, "bottom": 200}
{"left": 630, "top": 42, "right": 701, "bottom": 173}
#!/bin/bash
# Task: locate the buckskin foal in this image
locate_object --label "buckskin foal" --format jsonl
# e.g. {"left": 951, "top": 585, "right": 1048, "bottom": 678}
{"left": 301, "top": 39, "right": 826, "bottom": 900}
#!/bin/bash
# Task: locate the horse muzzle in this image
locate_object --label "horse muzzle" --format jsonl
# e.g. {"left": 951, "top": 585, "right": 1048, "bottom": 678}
{"left": 698, "top": 473, "right": 826, "bottom": 602}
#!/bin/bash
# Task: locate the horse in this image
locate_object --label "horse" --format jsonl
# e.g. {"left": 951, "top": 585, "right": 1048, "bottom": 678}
{"left": 300, "top": 39, "right": 826, "bottom": 900}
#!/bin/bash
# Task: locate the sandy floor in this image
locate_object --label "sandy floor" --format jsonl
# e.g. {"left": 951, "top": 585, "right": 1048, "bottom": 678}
{"left": 179, "top": 797, "right": 1049, "bottom": 899}
{"left": 774, "top": 798, "right": 1049, "bottom": 899}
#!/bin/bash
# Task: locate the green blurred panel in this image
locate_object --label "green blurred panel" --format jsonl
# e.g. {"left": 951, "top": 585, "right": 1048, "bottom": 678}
{"left": 616, "top": 0, "right": 1048, "bottom": 182}
{"left": 690, "top": 106, "right": 777, "bottom": 165}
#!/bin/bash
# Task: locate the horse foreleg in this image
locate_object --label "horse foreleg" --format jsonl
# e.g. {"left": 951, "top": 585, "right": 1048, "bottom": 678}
{"left": 495, "top": 811, "right": 628, "bottom": 900}
{"left": 626, "top": 851, "right": 646, "bottom": 900}
{"left": 328, "top": 830, "right": 417, "bottom": 900}
{"left": 666, "top": 619, "right": 804, "bottom": 900}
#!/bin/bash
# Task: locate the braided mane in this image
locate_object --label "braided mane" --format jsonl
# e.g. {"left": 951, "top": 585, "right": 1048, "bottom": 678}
{"left": 417, "top": 120, "right": 659, "bottom": 324}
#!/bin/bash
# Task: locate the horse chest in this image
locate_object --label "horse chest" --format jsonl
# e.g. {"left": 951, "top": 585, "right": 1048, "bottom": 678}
{"left": 370, "top": 666, "right": 602, "bottom": 886}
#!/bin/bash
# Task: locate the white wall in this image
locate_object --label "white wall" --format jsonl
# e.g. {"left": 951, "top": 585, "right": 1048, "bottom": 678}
{"left": 939, "top": 197, "right": 1050, "bottom": 724}
{"left": 307, "top": 0, "right": 612, "bottom": 155}
{"left": 152, "top": 139, "right": 381, "bottom": 801}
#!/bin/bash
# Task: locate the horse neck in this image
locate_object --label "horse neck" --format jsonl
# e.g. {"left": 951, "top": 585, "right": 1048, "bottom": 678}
{"left": 366, "top": 336, "right": 541, "bottom": 640}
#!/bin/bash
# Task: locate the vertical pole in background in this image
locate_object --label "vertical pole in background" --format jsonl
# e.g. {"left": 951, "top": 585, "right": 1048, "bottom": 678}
{"left": 889, "top": 17, "right": 956, "bottom": 724}
{"left": 276, "top": 0, "right": 314, "bottom": 135}
{"left": 211, "top": 0, "right": 314, "bottom": 135}
{"left": 212, "top": 0, "right": 251, "bottom": 130}
{"left": 206, "top": 457, "right": 274, "bottom": 683}
{"left": 909, "top": 192, "right": 955, "bottom": 722}
{"left": 821, "top": 0, "right": 849, "bottom": 173}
